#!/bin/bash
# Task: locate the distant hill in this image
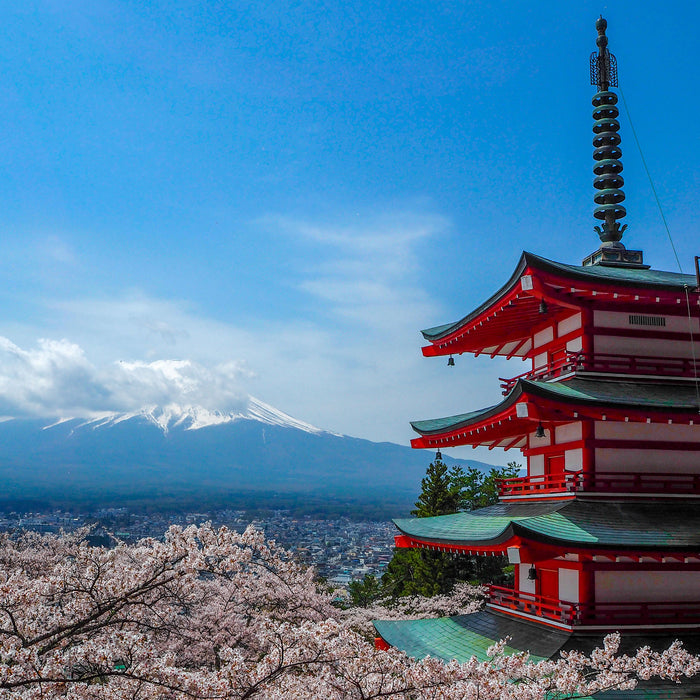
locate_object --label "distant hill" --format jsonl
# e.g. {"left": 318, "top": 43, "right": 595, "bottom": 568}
{"left": 0, "top": 399, "right": 501, "bottom": 512}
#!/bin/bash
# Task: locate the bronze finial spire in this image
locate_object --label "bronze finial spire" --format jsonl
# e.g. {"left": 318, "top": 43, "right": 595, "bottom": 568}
{"left": 583, "top": 17, "right": 646, "bottom": 268}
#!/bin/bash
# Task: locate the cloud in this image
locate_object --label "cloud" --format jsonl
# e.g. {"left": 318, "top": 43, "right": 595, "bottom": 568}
{"left": 107, "top": 359, "right": 251, "bottom": 412}
{"left": 267, "top": 211, "right": 447, "bottom": 332}
{"left": 0, "top": 337, "right": 109, "bottom": 416}
{"left": 0, "top": 337, "right": 251, "bottom": 418}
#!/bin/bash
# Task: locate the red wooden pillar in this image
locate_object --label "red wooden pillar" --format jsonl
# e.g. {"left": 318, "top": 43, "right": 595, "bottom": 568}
{"left": 580, "top": 307, "right": 594, "bottom": 359}
{"left": 579, "top": 558, "right": 595, "bottom": 622}
{"left": 581, "top": 419, "right": 595, "bottom": 490}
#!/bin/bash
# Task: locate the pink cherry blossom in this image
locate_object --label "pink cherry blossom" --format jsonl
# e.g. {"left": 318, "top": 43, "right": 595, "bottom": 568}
{"left": 0, "top": 524, "right": 697, "bottom": 698}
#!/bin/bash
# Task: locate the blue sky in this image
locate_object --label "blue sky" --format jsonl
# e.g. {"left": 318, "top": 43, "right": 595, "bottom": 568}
{"left": 0, "top": 1, "right": 698, "bottom": 461}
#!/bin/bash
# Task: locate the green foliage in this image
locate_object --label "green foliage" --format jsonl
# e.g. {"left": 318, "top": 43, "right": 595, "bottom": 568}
{"left": 348, "top": 574, "right": 382, "bottom": 607}
{"left": 454, "top": 461, "right": 521, "bottom": 511}
{"left": 411, "top": 460, "right": 463, "bottom": 517}
{"left": 382, "top": 459, "right": 521, "bottom": 599}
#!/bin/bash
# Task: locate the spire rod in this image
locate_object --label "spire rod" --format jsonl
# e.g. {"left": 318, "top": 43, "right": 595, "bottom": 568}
{"left": 591, "top": 17, "right": 626, "bottom": 245}
{"left": 583, "top": 17, "right": 647, "bottom": 268}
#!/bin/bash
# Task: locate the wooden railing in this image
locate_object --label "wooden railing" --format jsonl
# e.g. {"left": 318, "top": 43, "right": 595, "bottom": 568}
{"left": 576, "top": 601, "right": 700, "bottom": 626}
{"left": 488, "top": 586, "right": 578, "bottom": 625}
{"left": 497, "top": 471, "right": 700, "bottom": 498}
{"left": 488, "top": 586, "right": 700, "bottom": 627}
{"left": 500, "top": 351, "right": 699, "bottom": 394}
{"left": 585, "top": 472, "right": 700, "bottom": 494}
{"left": 497, "top": 472, "right": 582, "bottom": 498}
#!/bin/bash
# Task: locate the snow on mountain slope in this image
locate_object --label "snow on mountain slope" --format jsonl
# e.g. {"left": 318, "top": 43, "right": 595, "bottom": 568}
{"left": 49, "top": 397, "right": 329, "bottom": 436}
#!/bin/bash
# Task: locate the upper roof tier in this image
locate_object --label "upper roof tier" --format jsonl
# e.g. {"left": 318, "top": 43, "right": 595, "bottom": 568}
{"left": 421, "top": 252, "right": 698, "bottom": 358}
{"left": 410, "top": 377, "right": 700, "bottom": 450}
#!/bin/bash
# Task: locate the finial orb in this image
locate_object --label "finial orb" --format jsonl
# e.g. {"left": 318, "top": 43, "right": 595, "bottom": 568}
{"left": 596, "top": 16, "right": 607, "bottom": 33}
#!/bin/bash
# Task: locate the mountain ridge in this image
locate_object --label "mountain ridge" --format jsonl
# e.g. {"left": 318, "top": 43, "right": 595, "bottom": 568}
{"left": 0, "top": 401, "right": 503, "bottom": 510}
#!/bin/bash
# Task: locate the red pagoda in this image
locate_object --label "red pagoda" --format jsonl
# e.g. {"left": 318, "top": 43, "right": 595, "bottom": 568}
{"left": 375, "top": 17, "right": 700, "bottom": 680}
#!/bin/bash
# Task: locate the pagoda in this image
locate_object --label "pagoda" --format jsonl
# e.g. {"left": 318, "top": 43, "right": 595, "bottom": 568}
{"left": 375, "top": 17, "right": 700, "bottom": 680}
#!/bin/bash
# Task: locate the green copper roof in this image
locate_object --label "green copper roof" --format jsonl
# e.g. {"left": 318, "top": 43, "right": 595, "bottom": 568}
{"left": 374, "top": 611, "right": 700, "bottom": 699}
{"left": 374, "top": 611, "right": 556, "bottom": 663}
{"left": 410, "top": 378, "right": 700, "bottom": 435}
{"left": 393, "top": 501, "right": 700, "bottom": 550}
{"left": 525, "top": 378, "right": 700, "bottom": 410}
{"left": 421, "top": 252, "right": 696, "bottom": 341}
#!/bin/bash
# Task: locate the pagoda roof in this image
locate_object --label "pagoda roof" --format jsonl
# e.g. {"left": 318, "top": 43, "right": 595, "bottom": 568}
{"left": 393, "top": 500, "right": 700, "bottom": 551}
{"left": 374, "top": 610, "right": 700, "bottom": 698}
{"left": 420, "top": 252, "right": 698, "bottom": 358}
{"left": 374, "top": 610, "right": 557, "bottom": 664}
{"left": 410, "top": 377, "right": 700, "bottom": 449}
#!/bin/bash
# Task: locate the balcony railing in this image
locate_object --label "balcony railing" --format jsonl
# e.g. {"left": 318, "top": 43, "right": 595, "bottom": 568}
{"left": 497, "top": 471, "right": 700, "bottom": 498}
{"left": 497, "top": 472, "right": 581, "bottom": 498}
{"left": 489, "top": 586, "right": 578, "bottom": 625}
{"left": 488, "top": 586, "right": 700, "bottom": 627}
{"left": 500, "top": 351, "right": 699, "bottom": 395}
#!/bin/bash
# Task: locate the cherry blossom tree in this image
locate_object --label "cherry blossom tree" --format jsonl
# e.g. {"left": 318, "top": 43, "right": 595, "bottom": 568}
{"left": 0, "top": 524, "right": 698, "bottom": 699}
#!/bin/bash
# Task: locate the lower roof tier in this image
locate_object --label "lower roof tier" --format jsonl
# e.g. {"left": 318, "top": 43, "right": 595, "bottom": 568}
{"left": 374, "top": 610, "right": 700, "bottom": 699}
{"left": 410, "top": 377, "right": 700, "bottom": 449}
{"left": 393, "top": 500, "right": 700, "bottom": 551}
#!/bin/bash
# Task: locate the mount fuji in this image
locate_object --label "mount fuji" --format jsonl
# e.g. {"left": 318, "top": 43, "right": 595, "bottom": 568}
{"left": 0, "top": 398, "right": 498, "bottom": 511}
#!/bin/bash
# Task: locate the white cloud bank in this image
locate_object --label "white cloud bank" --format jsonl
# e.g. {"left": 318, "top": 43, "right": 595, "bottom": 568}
{"left": 0, "top": 336, "right": 250, "bottom": 418}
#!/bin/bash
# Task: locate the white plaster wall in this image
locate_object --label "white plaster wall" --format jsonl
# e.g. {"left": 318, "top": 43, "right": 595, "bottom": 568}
{"left": 566, "top": 337, "right": 583, "bottom": 353}
{"left": 594, "top": 448, "right": 700, "bottom": 473}
{"left": 529, "top": 454, "right": 545, "bottom": 477}
{"left": 594, "top": 335, "right": 695, "bottom": 359}
{"left": 595, "top": 571, "right": 700, "bottom": 603}
{"left": 565, "top": 449, "right": 583, "bottom": 471}
{"left": 558, "top": 313, "right": 582, "bottom": 337}
{"left": 593, "top": 310, "right": 699, "bottom": 333}
{"left": 556, "top": 422, "right": 583, "bottom": 443}
{"left": 559, "top": 569, "right": 579, "bottom": 603}
{"left": 519, "top": 566, "right": 536, "bottom": 595}
{"left": 534, "top": 351, "right": 548, "bottom": 369}
{"left": 529, "top": 430, "right": 551, "bottom": 448}
{"left": 595, "top": 421, "right": 700, "bottom": 442}
{"left": 534, "top": 327, "right": 554, "bottom": 348}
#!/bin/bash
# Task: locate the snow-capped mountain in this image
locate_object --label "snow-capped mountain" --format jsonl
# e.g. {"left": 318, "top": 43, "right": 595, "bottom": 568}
{"left": 0, "top": 401, "right": 498, "bottom": 510}
{"left": 54, "top": 397, "right": 330, "bottom": 436}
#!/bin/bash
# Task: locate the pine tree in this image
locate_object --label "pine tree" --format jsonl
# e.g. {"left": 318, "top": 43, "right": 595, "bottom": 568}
{"left": 411, "top": 460, "right": 462, "bottom": 517}
{"left": 381, "top": 459, "right": 520, "bottom": 598}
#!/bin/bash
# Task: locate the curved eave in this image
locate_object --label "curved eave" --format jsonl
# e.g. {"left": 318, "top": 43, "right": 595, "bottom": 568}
{"left": 421, "top": 252, "right": 699, "bottom": 358}
{"left": 421, "top": 253, "right": 530, "bottom": 342}
{"left": 410, "top": 378, "right": 700, "bottom": 449}
{"left": 409, "top": 382, "right": 530, "bottom": 450}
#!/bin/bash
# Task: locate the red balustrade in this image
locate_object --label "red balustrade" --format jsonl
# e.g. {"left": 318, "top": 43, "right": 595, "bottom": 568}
{"left": 488, "top": 585, "right": 578, "bottom": 625}
{"left": 498, "top": 471, "right": 700, "bottom": 498}
{"left": 488, "top": 586, "right": 700, "bottom": 627}
{"left": 584, "top": 471, "right": 700, "bottom": 494}
{"left": 577, "top": 601, "right": 700, "bottom": 626}
{"left": 497, "top": 472, "right": 581, "bottom": 498}
{"left": 500, "top": 351, "right": 699, "bottom": 395}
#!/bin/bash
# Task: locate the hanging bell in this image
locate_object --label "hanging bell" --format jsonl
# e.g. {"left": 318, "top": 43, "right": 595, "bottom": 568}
{"left": 538, "top": 299, "right": 548, "bottom": 314}
{"left": 436, "top": 450, "right": 443, "bottom": 461}
{"left": 535, "top": 422, "right": 546, "bottom": 438}
{"left": 527, "top": 565, "right": 537, "bottom": 580}
{"left": 447, "top": 355, "right": 455, "bottom": 367}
